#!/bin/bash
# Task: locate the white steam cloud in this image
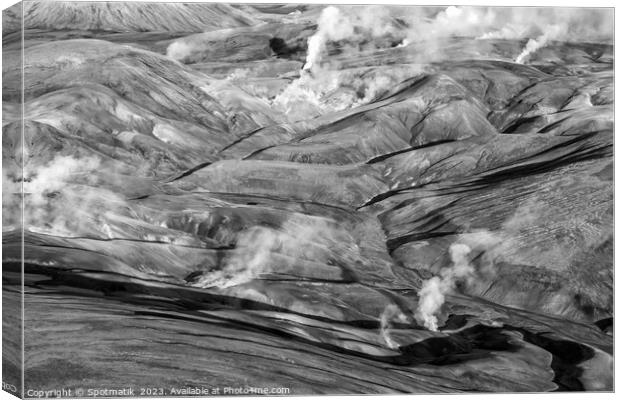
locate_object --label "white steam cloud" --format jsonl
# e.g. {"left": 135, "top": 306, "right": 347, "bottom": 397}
{"left": 514, "top": 24, "right": 565, "bottom": 63}
{"left": 194, "top": 225, "right": 281, "bottom": 288}
{"left": 414, "top": 226, "right": 518, "bottom": 331}
{"left": 163, "top": 6, "right": 611, "bottom": 122}
{"left": 379, "top": 304, "right": 410, "bottom": 349}
{"left": 273, "top": 66, "right": 422, "bottom": 121}
{"left": 24, "top": 155, "right": 102, "bottom": 236}
{"left": 303, "top": 6, "right": 352, "bottom": 73}
{"left": 275, "top": 6, "right": 610, "bottom": 121}
{"left": 3, "top": 155, "right": 130, "bottom": 238}
{"left": 194, "top": 218, "right": 354, "bottom": 289}
{"left": 165, "top": 6, "right": 611, "bottom": 70}
{"left": 415, "top": 243, "right": 479, "bottom": 331}
{"left": 413, "top": 196, "right": 561, "bottom": 331}
{"left": 476, "top": 8, "right": 611, "bottom": 63}
{"left": 271, "top": 5, "right": 416, "bottom": 120}
{"left": 413, "top": 231, "right": 503, "bottom": 331}
{"left": 273, "top": 6, "right": 417, "bottom": 119}
{"left": 166, "top": 40, "right": 194, "bottom": 61}
{"left": 303, "top": 5, "right": 400, "bottom": 73}
{"left": 302, "top": 6, "right": 611, "bottom": 71}
{"left": 25, "top": 155, "right": 100, "bottom": 198}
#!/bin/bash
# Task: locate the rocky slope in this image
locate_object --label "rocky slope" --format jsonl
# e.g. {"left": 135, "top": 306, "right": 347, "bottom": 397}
{"left": 6, "top": 2, "right": 259, "bottom": 33}
{"left": 2, "top": 2, "right": 614, "bottom": 395}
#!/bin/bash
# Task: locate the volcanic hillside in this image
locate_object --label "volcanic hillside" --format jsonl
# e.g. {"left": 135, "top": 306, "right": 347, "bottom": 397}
{"left": 2, "top": 2, "right": 614, "bottom": 394}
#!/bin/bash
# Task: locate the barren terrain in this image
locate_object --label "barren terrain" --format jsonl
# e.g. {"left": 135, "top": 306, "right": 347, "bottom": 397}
{"left": 2, "top": 2, "right": 614, "bottom": 394}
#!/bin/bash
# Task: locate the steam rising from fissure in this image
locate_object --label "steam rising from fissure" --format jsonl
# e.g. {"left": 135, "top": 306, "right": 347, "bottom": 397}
{"left": 380, "top": 304, "right": 410, "bottom": 349}
{"left": 413, "top": 197, "right": 560, "bottom": 331}
{"left": 272, "top": 5, "right": 611, "bottom": 120}
{"left": 415, "top": 243, "right": 477, "bottom": 331}
{"left": 3, "top": 155, "right": 131, "bottom": 238}
{"left": 194, "top": 218, "right": 356, "bottom": 289}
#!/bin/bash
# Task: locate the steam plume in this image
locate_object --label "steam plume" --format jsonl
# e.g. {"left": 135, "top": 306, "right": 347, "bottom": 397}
{"left": 273, "top": 66, "right": 422, "bottom": 121}
{"left": 277, "top": 5, "right": 611, "bottom": 122}
{"left": 5, "top": 155, "right": 130, "bottom": 238}
{"left": 302, "top": 6, "right": 611, "bottom": 70}
{"left": 413, "top": 197, "right": 556, "bottom": 331}
{"left": 25, "top": 155, "right": 100, "bottom": 198}
{"left": 514, "top": 24, "right": 565, "bottom": 63}
{"left": 166, "top": 6, "right": 611, "bottom": 70}
{"left": 195, "top": 218, "right": 353, "bottom": 289}
{"left": 415, "top": 243, "right": 474, "bottom": 331}
{"left": 23, "top": 155, "right": 102, "bottom": 235}
{"left": 302, "top": 5, "right": 400, "bottom": 73}
{"left": 380, "top": 304, "right": 410, "bottom": 349}
{"left": 166, "top": 40, "right": 194, "bottom": 62}
{"left": 303, "top": 6, "right": 353, "bottom": 72}
{"left": 194, "top": 225, "right": 280, "bottom": 288}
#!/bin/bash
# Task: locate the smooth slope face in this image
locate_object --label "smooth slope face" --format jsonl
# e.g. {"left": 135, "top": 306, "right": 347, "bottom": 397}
{"left": 1, "top": 2, "right": 614, "bottom": 395}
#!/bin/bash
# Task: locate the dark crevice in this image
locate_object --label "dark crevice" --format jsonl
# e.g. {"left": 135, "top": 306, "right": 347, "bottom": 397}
{"left": 218, "top": 126, "right": 268, "bottom": 153}
{"left": 165, "top": 160, "right": 213, "bottom": 183}
{"left": 594, "top": 317, "right": 613, "bottom": 333}
{"left": 366, "top": 139, "right": 458, "bottom": 164}
{"left": 506, "top": 326, "right": 596, "bottom": 391}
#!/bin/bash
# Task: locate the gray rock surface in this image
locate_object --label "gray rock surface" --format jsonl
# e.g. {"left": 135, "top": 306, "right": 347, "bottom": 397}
{"left": 2, "top": 2, "right": 613, "bottom": 394}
